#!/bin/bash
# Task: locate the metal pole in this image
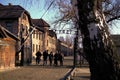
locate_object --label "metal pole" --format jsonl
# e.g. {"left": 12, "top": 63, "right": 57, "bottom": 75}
{"left": 17, "top": 26, "right": 35, "bottom": 66}
{"left": 20, "top": 38, "right": 24, "bottom": 66}
{"left": 73, "top": 37, "right": 77, "bottom": 67}
{"left": 73, "top": 27, "right": 78, "bottom": 67}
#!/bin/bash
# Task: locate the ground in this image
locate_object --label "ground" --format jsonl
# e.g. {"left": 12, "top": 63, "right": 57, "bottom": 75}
{"left": 0, "top": 56, "right": 90, "bottom": 80}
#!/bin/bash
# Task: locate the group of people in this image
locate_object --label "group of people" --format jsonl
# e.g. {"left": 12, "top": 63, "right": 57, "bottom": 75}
{"left": 35, "top": 50, "right": 64, "bottom": 66}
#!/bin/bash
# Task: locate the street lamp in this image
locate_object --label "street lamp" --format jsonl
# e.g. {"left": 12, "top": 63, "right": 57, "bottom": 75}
{"left": 73, "top": 27, "right": 78, "bottom": 67}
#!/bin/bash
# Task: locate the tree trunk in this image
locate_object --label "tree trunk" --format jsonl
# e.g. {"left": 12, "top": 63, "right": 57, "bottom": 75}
{"left": 77, "top": 0, "right": 120, "bottom": 80}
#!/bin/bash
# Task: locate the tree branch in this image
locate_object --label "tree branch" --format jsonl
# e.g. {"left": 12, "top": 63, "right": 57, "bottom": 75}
{"left": 107, "top": 15, "right": 120, "bottom": 23}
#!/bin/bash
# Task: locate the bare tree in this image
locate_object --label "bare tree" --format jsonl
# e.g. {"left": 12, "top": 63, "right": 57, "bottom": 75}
{"left": 50, "top": 0, "right": 120, "bottom": 26}
{"left": 103, "top": 0, "right": 120, "bottom": 23}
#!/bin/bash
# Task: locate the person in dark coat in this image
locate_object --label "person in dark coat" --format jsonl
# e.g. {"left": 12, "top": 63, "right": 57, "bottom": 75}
{"left": 43, "top": 50, "right": 48, "bottom": 66}
{"left": 49, "top": 51, "right": 53, "bottom": 66}
{"left": 54, "top": 51, "right": 59, "bottom": 66}
{"left": 58, "top": 53, "right": 64, "bottom": 66}
{"left": 36, "top": 51, "right": 42, "bottom": 64}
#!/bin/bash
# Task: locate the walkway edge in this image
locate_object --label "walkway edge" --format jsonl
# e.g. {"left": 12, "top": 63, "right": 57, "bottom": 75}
{"left": 61, "top": 67, "right": 76, "bottom": 80}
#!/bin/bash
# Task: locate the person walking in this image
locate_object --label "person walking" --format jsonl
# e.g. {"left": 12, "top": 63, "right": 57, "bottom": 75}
{"left": 49, "top": 51, "right": 53, "bottom": 66}
{"left": 43, "top": 50, "right": 48, "bottom": 66}
{"left": 36, "top": 51, "right": 42, "bottom": 65}
{"left": 58, "top": 52, "right": 64, "bottom": 66}
{"left": 54, "top": 51, "right": 59, "bottom": 66}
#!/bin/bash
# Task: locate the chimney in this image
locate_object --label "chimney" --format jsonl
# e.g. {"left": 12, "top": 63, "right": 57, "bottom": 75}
{"left": 8, "top": 3, "right": 12, "bottom": 6}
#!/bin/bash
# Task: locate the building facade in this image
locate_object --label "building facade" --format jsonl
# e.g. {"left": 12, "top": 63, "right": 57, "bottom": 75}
{"left": 0, "top": 25, "right": 19, "bottom": 69}
{"left": 57, "top": 39, "right": 73, "bottom": 56}
{"left": 111, "top": 35, "right": 120, "bottom": 56}
{"left": 0, "top": 3, "right": 74, "bottom": 67}
{"left": 32, "top": 19, "right": 50, "bottom": 52}
{"left": 0, "top": 3, "right": 32, "bottom": 65}
{"left": 48, "top": 30, "right": 57, "bottom": 54}
{"left": 31, "top": 25, "right": 44, "bottom": 59}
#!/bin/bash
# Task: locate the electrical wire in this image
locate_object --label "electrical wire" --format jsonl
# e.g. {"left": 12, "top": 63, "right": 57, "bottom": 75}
{"left": 41, "top": 0, "right": 55, "bottom": 18}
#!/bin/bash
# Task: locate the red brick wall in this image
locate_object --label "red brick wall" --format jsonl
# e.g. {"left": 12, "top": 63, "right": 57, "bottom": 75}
{"left": 0, "top": 38, "right": 16, "bottom": 69}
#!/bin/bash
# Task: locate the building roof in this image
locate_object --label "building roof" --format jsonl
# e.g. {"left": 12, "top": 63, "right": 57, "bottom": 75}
{"left": 0, "top": 3, "right": 32, "bottom": 25}
{"left": 32, "top": 18, "right": 50, "bottom": 27}
{"left": 0, "top": 25, "right": 19, "bottom": 40}
{"left": 49, "top": 30, "right": 57, "bottom": 38}
{"left": 35, "top": 26, "right": 45, "bottom": 32}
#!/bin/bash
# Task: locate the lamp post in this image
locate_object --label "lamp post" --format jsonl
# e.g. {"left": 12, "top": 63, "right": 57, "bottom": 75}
{"left": 20, "top": 25, "right": 24, "bottom": 66}
{"left": 20, "top": 38, "right": 24, "bottom": 66}
{"left": 73, "top": 27, "right": 78, "bottom": 67}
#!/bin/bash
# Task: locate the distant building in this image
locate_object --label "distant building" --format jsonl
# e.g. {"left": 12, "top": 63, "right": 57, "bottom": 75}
{"left": 48, "top": 30, "right": 57, "bottom": 54}
{"left": 0, "top": 25, "right": 19, "bottom": 69}
{"left": 0, "top": 3, "right": 32, "bottom": 65}
{"left": 111, "top": 35, "right": 120, "bottom": 56}
{"left": 57, "top": 39, "right": 73, "bottom": 56}
{"left": 31, "top": 19, "right": 45, "bottom": 59}
{"left": 31, "top": 19, "right": 50, "bottom": 55}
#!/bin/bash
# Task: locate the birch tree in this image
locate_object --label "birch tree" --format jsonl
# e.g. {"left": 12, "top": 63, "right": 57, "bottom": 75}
{"left": 77, "top": 0, "right": 120, "bottom": 80}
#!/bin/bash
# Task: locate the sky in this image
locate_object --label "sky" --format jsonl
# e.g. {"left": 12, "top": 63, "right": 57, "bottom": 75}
{"left": 0, "top": 0, "right": 120, "bottom": 35}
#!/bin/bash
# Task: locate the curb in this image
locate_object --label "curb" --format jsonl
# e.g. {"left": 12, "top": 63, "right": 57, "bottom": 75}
{"left": 61, "top": 67, "right": 90, "bottom": 80}
{"left": 60, "top": 67, "right": 76, "bottom": 80}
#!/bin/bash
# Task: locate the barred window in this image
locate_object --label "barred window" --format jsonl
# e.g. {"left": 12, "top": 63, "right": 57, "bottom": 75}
{"left": 32, "top": 44, "right": 35, "bottom": 52}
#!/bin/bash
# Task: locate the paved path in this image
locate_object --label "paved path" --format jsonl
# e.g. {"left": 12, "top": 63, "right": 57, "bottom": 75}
{"left": 0, "top": 56, "right": 90, "bottom": 80}
{"left": 71, "top": 67, "right": 90, "bottom": 80}
{"left": 0, "top": 56, "right": 74, "bottom": 80}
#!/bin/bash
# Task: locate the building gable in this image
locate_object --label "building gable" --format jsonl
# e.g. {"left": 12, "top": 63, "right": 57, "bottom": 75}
{"left": 0, "top": 25, "right": 19, "bottom": 40}
{"left": 32, "top": 18, "right": 50, "bottom": 27}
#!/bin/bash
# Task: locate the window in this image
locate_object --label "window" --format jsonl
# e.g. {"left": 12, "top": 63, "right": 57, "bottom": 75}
{"left": 39, "top": 45, "right": 40, "bottom": 51}
{"left": 26, "top": 26, "right": 28, "bottom": 36}
{"left": 32, "top": 44, "right": 35, "bottom": 52}
{"left": 36, "top": 45, "right": 38, "bottom": 52}
{"left": 33, "top": 31, "right": 35, "bottom": 38}
{"left": 23, "top": 14, "right": 27, "bottom": 20}
{"left": 6, "top": 22, "right": 13, "bottom": 33}
{"left": 47, "top": 40, "right": 48, "bottom": 46}
{"left": 39, "top": 33, "right": 41, "bottom": 40}
{"left": 42, "top": 34, "right": 44, "bottom": 40}
{"left": 36, "top": 31, "right": 38, "bottom": 39}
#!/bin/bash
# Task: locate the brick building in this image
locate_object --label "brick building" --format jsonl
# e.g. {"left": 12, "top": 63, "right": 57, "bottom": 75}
{"left": 31, "top": 19, "right": 45, "bottom": 59}
{"left": 0, "top": 3, "right": 32, "bottom": 65}
{"left": 0, "top": 25, "right": 19, "bottom": 69}
{"left": 48, "top": 30, "right": 57, "bottom": 54}
{"left": 32, "top": 19, "right": 50, "bottom": 52}
{"left": 57, "top": 39, "right": 73, "bottom": 56}
{"left": 111, "top": 35, "right": 120, "bottom": 56}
